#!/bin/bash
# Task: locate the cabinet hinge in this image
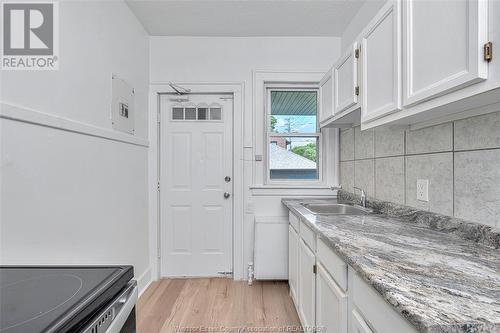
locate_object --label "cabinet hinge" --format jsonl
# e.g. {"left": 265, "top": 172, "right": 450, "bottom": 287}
{"left": 355, "top": 86, "right": 360, "bottom": 96}
{"left": 484, "top": 42, "right": 493, "bottom": 62}
{"left": 157, "top": 181, "right": 160, "bottom": 191}
{"left": 355, "top": 48, "right": 360, "bottom": 59}
{"left": 313, "top": 264, "right": 317, "bottom": 274}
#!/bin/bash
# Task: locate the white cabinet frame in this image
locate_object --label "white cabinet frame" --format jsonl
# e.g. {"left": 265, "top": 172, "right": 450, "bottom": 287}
{"left": 320, "top": 68, "right": 335, "bottom": 124}
{"left": 334, "top": 43, "right": 359, "bottom": 115}
{"left": 361, "top": 0, "right": 403, "bottom": 123}
{"left": 402, "top": 0, "right": 488, "bottom": 106}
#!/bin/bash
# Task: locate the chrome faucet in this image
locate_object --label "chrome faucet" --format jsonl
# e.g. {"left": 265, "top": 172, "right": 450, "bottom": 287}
{"left": 353, "top": 187, "right": 367, "bottom": 208}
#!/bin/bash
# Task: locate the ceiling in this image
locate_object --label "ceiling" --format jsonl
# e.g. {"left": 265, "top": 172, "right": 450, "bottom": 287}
{"left": 126, "top": 0, "right": 365, "bottom": 37}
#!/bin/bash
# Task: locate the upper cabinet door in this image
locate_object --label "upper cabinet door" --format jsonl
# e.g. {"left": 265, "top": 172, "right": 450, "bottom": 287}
{"left": 319, "top": 68, "right": 334, "bottom": 124}
{"left": 403, "top": 0, "right": 488, "bottom": 107}
{"left": 334, "top": 43, "right": 359, "bottom": 115}
{"left": 361, "top": 0, "right": 402, "bottom": 123}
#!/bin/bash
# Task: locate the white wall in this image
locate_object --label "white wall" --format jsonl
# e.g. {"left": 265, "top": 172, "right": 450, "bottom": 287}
{"left": 0, "top": 1, "right": 151, "bottom": 292}
{"left": 150, "top": 36, "right": 340, "bottom": 278}
{"left": 341, "top": 0, "right": 387, "bottom": 52}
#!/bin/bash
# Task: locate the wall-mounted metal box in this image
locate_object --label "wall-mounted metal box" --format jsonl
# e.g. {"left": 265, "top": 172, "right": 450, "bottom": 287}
{"left": 111, "top": 75, "right": 134, "bottom": 134}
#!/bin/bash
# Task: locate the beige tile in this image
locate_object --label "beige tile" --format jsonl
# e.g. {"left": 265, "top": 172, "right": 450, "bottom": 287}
{"left": 374, "top": 126, "right": 406, "bottom": 158}
{"left": 354, "top": 126, "right": 374, "bottom": 159}
{"left": 454, "top": 149, "right": 500, "bottom": 227}
{"left": 340, "top": 128, "right": 355, "bottom": 161}
{"left": 405, "top": 153, "right": 453, "bottom": 216}
{"left": 354, "top": 159, "right": 375, "bottom": 197}
{"left": 375, "top": 157, "right": 405, "bottom": 205}
{"left": 340, "top": 161, "right": 354, "bottom": 193}
{"left": 454, "top": 111, "right": 500, "bottom": 151}
{"left": 406, "top": 123, "right": 453, "bottom": 154}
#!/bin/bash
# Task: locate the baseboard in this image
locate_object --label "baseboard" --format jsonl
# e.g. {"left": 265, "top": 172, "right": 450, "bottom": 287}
{"left": 136, "top": 267, "right": 152, "bottom": 296}
{"left": 0, "top": 102, "right": 149, "bottom": 147}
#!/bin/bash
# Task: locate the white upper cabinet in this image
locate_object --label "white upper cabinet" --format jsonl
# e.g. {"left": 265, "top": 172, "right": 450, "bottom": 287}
{"left": 319, "top": 68, "right": 335, "bottom": 124}
{"left": 402, "top": 0, "right": 488, "bottom": 106}
{"left": 361, "top": 0, "right": 402, "bottom": 123}
{"left": 334, "top": 43, "right": 359, "bottom": 115}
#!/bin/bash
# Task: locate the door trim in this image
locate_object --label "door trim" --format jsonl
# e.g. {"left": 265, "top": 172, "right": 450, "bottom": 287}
{"left": 148, "top": 82, "right": 245, "bottom": 281}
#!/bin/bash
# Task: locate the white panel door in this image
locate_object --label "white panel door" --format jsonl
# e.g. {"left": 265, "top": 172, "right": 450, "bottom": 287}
{"left": 288, "top": 225, "right": 299, "bottom": 306}
{"left": 298, "top": 239, "right": 316, "bottom": 328}
{"left": 320, "top": 68, "right": 334, "bottom": 124}
{"left": 316, "top": 263, "right": 348, "bottom": 333}
{"left": 403, "top": 0, "right": 488, "bottom": 107}
{"left": 160, "top": 94, "right": 233, "bottom": 277}
{"left": 334, "top": 43, "right": 359, "bottom": 115}
{"left": 361, "top": 0, "right": 402, "bottom": 123}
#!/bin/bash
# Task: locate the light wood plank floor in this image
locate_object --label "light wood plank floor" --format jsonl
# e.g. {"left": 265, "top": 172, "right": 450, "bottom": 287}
{"left": 137, "top": 278, "right": 301, "bottom": 333}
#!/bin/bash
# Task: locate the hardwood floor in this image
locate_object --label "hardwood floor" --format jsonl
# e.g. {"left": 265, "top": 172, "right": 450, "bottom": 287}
{"left": 136, "top": 278, "right": 301, "bottom": 333}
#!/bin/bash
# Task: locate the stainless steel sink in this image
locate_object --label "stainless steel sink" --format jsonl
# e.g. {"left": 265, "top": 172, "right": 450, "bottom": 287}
{"left": 302, "top": 203, "right": 373, "bottom": 215}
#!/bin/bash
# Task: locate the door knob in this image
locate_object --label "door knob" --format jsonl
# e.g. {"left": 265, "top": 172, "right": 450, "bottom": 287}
{"left": 224, "top": 192, "right": 230, "bottom": 199}
{"left": 225, "top": 176, "right": 231, "bottom": 183}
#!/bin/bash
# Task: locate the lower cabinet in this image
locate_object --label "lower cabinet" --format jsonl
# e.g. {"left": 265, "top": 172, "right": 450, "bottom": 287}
{"left": 350, "top": 309, "right": 374, "bottom": 333}
{"left": 298, "top": 239, "right": 316, "bottom": 329}
{"left": 288, "top": 225, "right": 299, "bottom": 305}
{"left": 316, "top": 263, "right": 348, "bottom": 333}
{"left": 287, "top": 213, "right": 417, "bottom": 333}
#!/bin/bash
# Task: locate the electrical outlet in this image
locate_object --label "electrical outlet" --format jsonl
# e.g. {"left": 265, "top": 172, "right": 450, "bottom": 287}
{"left": 417, "top": 179, "right": 429, "bottom": 202}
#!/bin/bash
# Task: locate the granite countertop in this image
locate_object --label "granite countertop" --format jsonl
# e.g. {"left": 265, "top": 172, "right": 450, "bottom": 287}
{"left": 282, "top": 195, "right": 500, "bottom": 333}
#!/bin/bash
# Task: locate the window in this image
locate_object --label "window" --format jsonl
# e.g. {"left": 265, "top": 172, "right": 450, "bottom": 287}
{"left": 266, "top": 87, "right": 321, "bottom": 183}
{"left": 171, "top": 104, "right": 223, "bottom": 121}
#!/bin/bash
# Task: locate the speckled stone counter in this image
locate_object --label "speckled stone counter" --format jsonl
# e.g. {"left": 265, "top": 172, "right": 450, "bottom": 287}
{"left": 282, "top": 195, "right": 500, "bottom": 333}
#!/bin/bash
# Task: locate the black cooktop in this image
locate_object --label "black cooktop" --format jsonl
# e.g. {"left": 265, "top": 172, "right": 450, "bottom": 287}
{"left": 0, "top": 266, "right": 134, "bottom": 333}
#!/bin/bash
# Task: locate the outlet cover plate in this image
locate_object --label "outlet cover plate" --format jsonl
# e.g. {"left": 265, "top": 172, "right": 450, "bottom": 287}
{"left": 417, "top": 179, "right": 429, "bottom": 202}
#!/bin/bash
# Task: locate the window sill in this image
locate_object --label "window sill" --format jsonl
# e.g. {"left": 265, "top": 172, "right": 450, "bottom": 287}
{"left": 249, "top": 184, "right": 337, "bottom": 196}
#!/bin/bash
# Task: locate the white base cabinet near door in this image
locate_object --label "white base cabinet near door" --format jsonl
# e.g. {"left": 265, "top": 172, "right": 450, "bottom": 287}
{"left": 316, "top": 262, "right": 348, "bottom": 333}
{"left": 288, "top": 225, "right": 299, "bottom": 305}
{"left": 298, "top": 238, "right": 316, "bottom": 329}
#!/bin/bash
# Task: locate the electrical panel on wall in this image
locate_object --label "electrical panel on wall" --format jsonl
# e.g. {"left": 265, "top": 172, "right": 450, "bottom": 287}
{"left": 111, "top": 75, "right": 135, "bottom": 134}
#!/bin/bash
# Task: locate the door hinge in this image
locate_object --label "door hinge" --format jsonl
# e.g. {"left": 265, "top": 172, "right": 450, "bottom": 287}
{"left": 484, "top": 42, "right": 493, "bottom": 62}
{"left": 355, "top": 86, "right": 360, "bottom": 96}
{"left": 355, "top": 48, "right": 360, "bottom": 59}
{"left": 157, "top": 181, "right": 160, "bottom": 191}
{"left": 313, "top": 264, "right": 317, "bottom": 274}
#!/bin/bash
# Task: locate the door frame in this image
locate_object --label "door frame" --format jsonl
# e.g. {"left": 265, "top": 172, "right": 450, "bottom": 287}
{"left": 148, "top": 82, "right": 245, "bottom": 281}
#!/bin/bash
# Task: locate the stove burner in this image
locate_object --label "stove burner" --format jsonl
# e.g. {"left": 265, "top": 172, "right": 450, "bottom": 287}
{"left": 0, "top": 274, "right": 83, "bottom": 331}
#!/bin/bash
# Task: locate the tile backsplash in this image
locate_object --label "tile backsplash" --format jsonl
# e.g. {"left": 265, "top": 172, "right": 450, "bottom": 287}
{"left": 339, "top": 110, "right": 500, "bottom": 228}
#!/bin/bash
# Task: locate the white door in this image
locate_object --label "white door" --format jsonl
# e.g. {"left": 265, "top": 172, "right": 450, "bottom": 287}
{"left": 316, "top": 263, "right": 348, "bottom": 333}
{"left": 361, "top": 0, "right": 402, "bottom": 123}
{"left": 160, "top": 93, "right": 233, "bottom": 277}
{"left": 334, "top": 42, "right": 359, "bottom": 115}
{"left": 298, "top": 239, "right": 316, "bottom": 328}
{"left": 402, "top": 0, "right": 488, "bottom": 106}
{"left": 288, "top": 225, "right": 299, "bottom": 306}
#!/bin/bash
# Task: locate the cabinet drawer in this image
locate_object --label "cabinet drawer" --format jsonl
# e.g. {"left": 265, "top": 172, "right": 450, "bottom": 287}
{"left": 317, "top": 239, "right": 348, "bottom": 291}
{"left": 299, "top": 220, "right": 316, "bottom": 252}
{"left": 349, "top": 268, "right": 418, "bottom": 333}
{"left": 289, "top": 211, "right": 299, "bottom": 232}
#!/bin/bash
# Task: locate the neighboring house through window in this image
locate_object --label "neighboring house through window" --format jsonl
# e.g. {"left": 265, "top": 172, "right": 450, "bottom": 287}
{"left": 266, "top": 86, "right": 322, "bottom": 183}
